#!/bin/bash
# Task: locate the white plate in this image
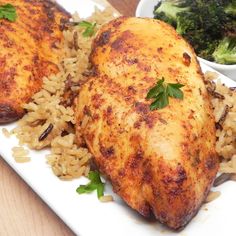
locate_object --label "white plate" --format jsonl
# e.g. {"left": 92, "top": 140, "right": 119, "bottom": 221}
{"left": 136, "top": 0, "right": 236, "bottom": 80}
{"left": 1, "top": 1, "right": 236, "bottom": 235}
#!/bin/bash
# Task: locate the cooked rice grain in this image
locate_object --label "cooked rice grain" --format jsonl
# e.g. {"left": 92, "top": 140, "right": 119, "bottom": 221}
{"left": 205, "top": 191, "right": 221, "bottom": 203}
{"left": 47, "top": 134, "right": 92, "bottom": 179}
{"left": 12, "top": 146, "right": 30, "bottom": 163}
{"left": 99, "top": 195, "right": 114, "bottom": 202}
{"left": 2, "top": 128, "right": 11, "bottom": 138}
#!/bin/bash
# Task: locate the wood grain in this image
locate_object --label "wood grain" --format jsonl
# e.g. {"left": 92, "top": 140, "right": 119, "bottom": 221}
{"left": 108, "top": 0, "right": 139, "bottom": 15}
{"left": 0, "top": 158, "right": 75, "bottom": 236}
{"left": 0, "top": 1, "right": 139, "bottom": 235}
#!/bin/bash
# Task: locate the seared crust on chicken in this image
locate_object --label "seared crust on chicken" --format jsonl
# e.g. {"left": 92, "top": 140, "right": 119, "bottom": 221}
{"left": 0, "top": 0, "right": 70, "bottom": 123}
{"left": 75, "top": 17, "right": 219, "bottom": 229}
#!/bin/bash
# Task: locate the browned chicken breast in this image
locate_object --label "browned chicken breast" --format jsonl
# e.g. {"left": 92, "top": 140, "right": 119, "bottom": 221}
{"left": 75, "top": 17, "right": 219, "bottom": 229}
{"left": 0, "top": 0, "right": 70, "bottom": 123}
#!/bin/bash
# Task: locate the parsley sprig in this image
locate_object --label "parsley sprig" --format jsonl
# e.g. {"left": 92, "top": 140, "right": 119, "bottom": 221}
{"left": 0, "top": 4, "right": 17, "bottom": 22}
{"left": 78, "top": 21, "right": 96, "bottom": 37}
{"left": 76, "top": 171, "right": 104, "bottom": 199}
{"left": 146, "top": 78, "right": 184, "bottom": 110}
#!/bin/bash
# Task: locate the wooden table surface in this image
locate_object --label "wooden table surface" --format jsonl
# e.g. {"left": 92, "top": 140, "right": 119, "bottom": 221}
{"left": 0, "top": 1, "right": 139, "bottom": 235}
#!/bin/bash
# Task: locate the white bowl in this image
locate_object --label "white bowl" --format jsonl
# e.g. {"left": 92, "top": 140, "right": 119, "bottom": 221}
{"left": 136, "top": 0, "right": 236, "bottom": 81}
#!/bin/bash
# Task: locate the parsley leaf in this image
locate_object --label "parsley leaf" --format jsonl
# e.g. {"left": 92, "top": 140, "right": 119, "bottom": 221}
{"left": 0, "top": 4, "right": 17, "bottom": 22}
{"left": 78, "top": 21, "right": 96, "bottom": 37}
{"left": 146, "top": 78, "right": 165, "bottom": 99}
{"left": 76, "top": 171, "right": 105, "bottom": 199}
{"left": 150, "top": 92, "right": 169, "bottom": 110}
{"left": 167, "top": 83, "right": 184, "bottom": 99}
{"left": 146, "top": 78, "right": 184, "bottom": 110}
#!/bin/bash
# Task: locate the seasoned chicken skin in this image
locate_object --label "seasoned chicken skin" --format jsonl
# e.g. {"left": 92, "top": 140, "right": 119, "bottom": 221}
{"left": 75, "top": 17, "right": 219, "bottom": 229}
{"left": 0, "top": 0, "right": 70, "bottom": 123}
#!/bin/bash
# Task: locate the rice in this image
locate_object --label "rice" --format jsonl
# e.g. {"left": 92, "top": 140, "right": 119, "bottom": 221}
{"left": 205, "top": 191, "right": 221, "bottom": 203}
{"left": 11, "top": 7, "right": 115, "bottom": 179}
{"left": 47, "top": 134, "right": 92, "bottom": 180}
{"left": 205, "top": 72, "right": 236, "bottom": 175}
{"left": 12, "top": 146, "right": 30, "bottom": 163}
{"left": 2, "top": 128, "right": 11, "bottom": 138}
{"left": 99, "top": 195, "right": 114, "bottom": 202}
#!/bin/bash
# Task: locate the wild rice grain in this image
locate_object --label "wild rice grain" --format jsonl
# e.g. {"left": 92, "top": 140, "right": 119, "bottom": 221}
{"left": 217, "top": 105, "right": 230, "bottom": 126}
{"left": 213, "top": 173, "right": 233, "bottom": 187}
{"left": 38, "top": 123, "right": 54, "bottom": 141}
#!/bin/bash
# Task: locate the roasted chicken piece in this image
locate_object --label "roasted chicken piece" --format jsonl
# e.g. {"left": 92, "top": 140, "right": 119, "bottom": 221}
{"left": 75, "top": 17, "right": 219, "bottom": 229}
{"left": 0, "top": 0, "right": 70, "bottom": 123}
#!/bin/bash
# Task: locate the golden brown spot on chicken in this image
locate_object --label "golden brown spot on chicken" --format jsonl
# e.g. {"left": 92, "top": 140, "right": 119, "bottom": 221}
{"left": 139, "top": 203, "right": 152, "bottom": 217}
{"left": 125, "top": 58, "right": 138, "bottom": 65}
{"left": 0, "top": 104, "right": 19, "bottom": 123}
{"left": 129, "top": 150, "right": 143, "bottom": 169}
{"left": 135, "top": 102, "right": 149, "bottom": 114}
{"left": 92, "top": 94, "right": 105, "bottom": 109}
{"left": 100, "top": 145, "right": 115, "bottom": 158}
{"left": 183, "top": 52, "right": 191, "bottom": 66}
{"left": 96, "top": 30, "right": 111, "bottom": 47}
{"left": 127, "top": 85, "right": 136, "bottom": 94}
{"left": 205, "top": 155, "right": 218, "bottom": 170}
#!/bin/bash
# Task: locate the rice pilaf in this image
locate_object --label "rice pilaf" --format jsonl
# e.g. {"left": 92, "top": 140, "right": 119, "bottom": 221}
{"left": 205, "top": 72, "right": 236, "bottom": 183}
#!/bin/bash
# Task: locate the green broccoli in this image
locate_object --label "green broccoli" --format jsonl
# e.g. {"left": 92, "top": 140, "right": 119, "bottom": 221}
{"left": 224, "top": 0, "right": 236, "bottom": 16}
{"left": 154, "top": 0, "right": 190, "bottom": 27}
{"left": 153, "top": 0, "right": 236, "bottom": 65}
{"left": 213, "top": 37, "right": 236, "bottom": 64}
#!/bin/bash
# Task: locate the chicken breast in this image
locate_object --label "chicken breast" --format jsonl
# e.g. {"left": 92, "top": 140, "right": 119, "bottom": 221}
{"left": 0, "top": 0, "right": 70, "bottom": 123}
{"left": 75, "top": 17, "right": 219, "bottom": 229}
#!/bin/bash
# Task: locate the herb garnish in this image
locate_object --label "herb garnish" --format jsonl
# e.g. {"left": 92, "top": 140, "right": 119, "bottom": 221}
{"left": 76, "top": 171, "right": 104, "bottom": 199}
{"left": 146, "top": 78, "right": 184, "bottom": 110}
{"left": 78, "top": 21, "right": 96, "bottom": 37}
{"left": 0, "top": 4, "right": 17, "bottom": 22}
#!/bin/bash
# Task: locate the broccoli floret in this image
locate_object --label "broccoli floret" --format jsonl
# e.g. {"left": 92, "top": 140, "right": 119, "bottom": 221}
{"left": 154, "top": 0, "right": 190, "bottom": 27}
{"left": 223, "top": 19, "right": 236, "bottom": 38}
{"left": 175, "top": 12, "right": 198, "bottom": 35}
{"left": 153, "top": 0, "right": 236, "bottom": 64}
{"left": 213, "top": 37, "right": 236, "bottom": 64}
{"left": 224, "top": 0, "right": 236, "bottom": 17}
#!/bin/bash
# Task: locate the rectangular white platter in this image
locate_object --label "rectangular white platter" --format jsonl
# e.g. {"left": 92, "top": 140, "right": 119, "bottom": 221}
{"left": 1, "top": 1, "right": 236, "bottom": 235}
